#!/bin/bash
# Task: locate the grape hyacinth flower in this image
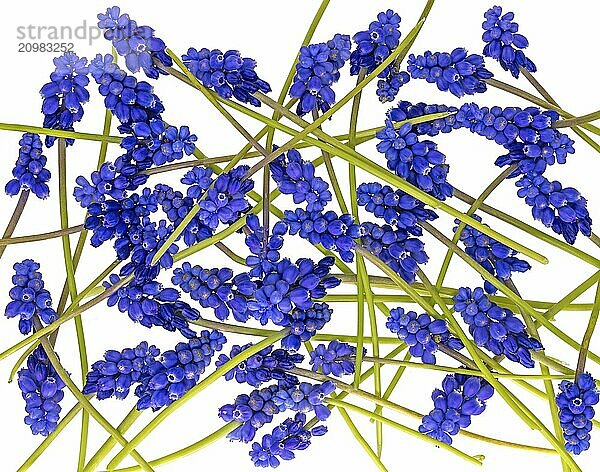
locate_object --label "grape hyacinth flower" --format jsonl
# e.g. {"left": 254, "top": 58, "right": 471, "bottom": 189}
{"left": 407, "top": 48, "right": 493, "bottom": 98}
{"left": 289, "top": 33, "right": 351, "bottom": 115}
{"left": 419, "top": 373, "right": 494, "bottom": 445}
{"left": 272, "top": 381, "right": 336, "bottom": 421}
{"left": 171, "top": 262, "right": 255, "bottom": 322}
{"left": 249, "top": 413, "right": 327, "bottom": 468}
{"left": 482, "top": 6, "right": 536, "bottom": 78}
{"left": 454, "top": 215, "right": 531, "bottom": 294}
{"left": 270, "top": 148, "right": 332, "bottom": 212}
{"left": 246, "top": 257, "right": 340, "bottom": 327}
{"left": 282, "top": 302, "right": 333, "bottom": 352}
{"left": 453, "top": 287, "right": 543, "bottom": 368}
{"left": 515, "top": 172, "right": 592, "bottom": 245}
{"left": 309, "top": 341, "right": 356, "bottom": 377}
{"left": 245, "top": 214, "right": 288, "bottom": 278}
{"left": 197, "top": 165, "right": 254, "bottom": 230}
{"left": 5, "top": 133, "right": 51, "bottom": 199}
{"left": 88, "top": 53, "right": 165, "bottom": 126}
{"left": 360, "top": 222, "right": 428, "bottom": 284}
{"left": 376, "top": 120, "right": 453, "bottom": 200}
{"left": 5, "top": 260, "right": 57, "bottom": 335}
{"left": 376, "top": 69, "right": 410, "bottom": 103}
{"left": 97, "top": 6, "right": 172, "bottom": 78}
{"left": 456, "top": 103, "right": 575, "bottom": 173}
{"left": 350, "top": 10, "right": 402, "bottom": 76}
{"left": 84, "top": 193, "right": 158, "bottom": 250}
{"left": 386, "top": 308, "right": 463, "bottom": 364}
{"left": 40, "top": 52, "right": 90, "bottom": 147}
{"left": 284, "top": 209, "right": 360, "bottom": 262}
{"left": 216, "top": 344, "right": 302, "bottom": 388}
{"left": 17, "top": 346, "right": 66, "bottom": 436}
{"left": 556, "top": 373, "right": 599, "bottom": 455}
{"left": 357, "top": 181, "right": 438, "bottom": 234}
{"left": 182, "top": 48, "right": 271, "bottom": 106}
{"left": 83, "top": 341, "right": 160, "bottom": 400}
{"left": 389, "top": 101, "right": 460, "bottom": 137}
{"left": 135, "top": 330, "right": 226, "bottom": 411}
{"left": 219, "top": 385, "right": 282, "bottom": 442}
{"left": 153, "top": 183, "right": 213, "bottom": 247}
{"left": 103, "top": 274, "right": 200, "bottom": 338}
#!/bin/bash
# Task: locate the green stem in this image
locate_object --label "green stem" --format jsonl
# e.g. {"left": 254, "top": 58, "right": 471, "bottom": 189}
{"left": 554, "top": 109, "right": 600, "bottom": 129}
{"left": 110, "top": 423, "right": 239, "bottom": 472}
{"left": 484, "top": 78, "right": 600, "bottom": 136}
{"left": 519, "top": 67, "right": 600, "bottom": 154}
{"left": 576, "top": 282, "right": 600, "bottom": 375}
{"left": 0, "top": 224, "right": 84, "bottom": 246}
{"left": 452, "top": 188, "right": 600, "bottom": 268}
{"left": 17, "top": 401, "right": 84, "bottom": 471}
{"left": 0, "top": 122, "right": 121, "bottom": 143}
{"left": 105, "top": 331, "right": 288, "bottom": 470}
{"left": 0, "top": 189, "right": 30, "bottom": 262}
{"left": 82, "top": 407, "right": 143, "bottom": 472}
{"left": 327, "top": 399, "right": 482, "bottom": 466}
{"left": 33, "top": 319, "right": 154, "bottom": 471}
{"left": 436, "top": 166, "right": 516, "bottom": 289}
{"left": 58, "top": 137, "right": 90, "bottom": 470}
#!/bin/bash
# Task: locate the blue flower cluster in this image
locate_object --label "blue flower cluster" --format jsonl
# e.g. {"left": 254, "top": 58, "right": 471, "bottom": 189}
{"left": 407, "top": 48, "right": 492, "bottom": 98}
{"left": 5, "top": 260, "right": 57, "bottom": 335}
{"left": 97, "top": 6, "right": 172, "bottom": 78}
{"left": 420, "top": 373, "right": 494, "bottom": 445}
{"left": 357, "top": 181, "right": 438, "bottom": 233}
{"left": 388, "top": 101, "right": 459, "bottom": 137}
{"left": 135, "top": 331, "right": 226, "bottom": 411}
{"left": 220, "top": 381, "right": 335, "bottom": 443}
{"left": 376, "top": 120, "right": 453, "bottom": 201}
{"left": 456, "top": 103, "right": 574, "bottom": 174}
{"left": 250, "top": 413, "right": 327, "bottom": 468}
{"left": 153, "top": 182, "right": 212, "bottom": 247}
{"left": 197, "top": 165, "right": 254, "bottom": 230}
{"left": 376, "top": 69, "right": 410, "bottom": 103}
{"left": 83, "top": 341, "right": 160, "bottom": 400}
{"left": 283, "top": 302, "right": 333, "bottom": 352}
{"left": 84, "top": 192, "right": 157, "bottom": 251}
{"left": 40, "top": 52, "right": 90, "bottom": 147}
{"left": 309, "top": 341, "right": 356, "bottom": 377}
{"left": 482, "top": 6, "right": 536, "bottom": 78}
{"left": 273, "top": 381, "right": 336, "bottom": 422}
{"left": 182, "top": 48, "right": 271, "bottom": 106}
{"left": 172, "top": 262, "right": 255, "bottom": 322}
{"left": 219, "top": 385, "right": 281, "bottom": 442}
{"left": 216, "top": 343, "right": 302, "bottom": 388}
{"left": 88, "top": 53, "right": 165, "bottom": 127}
{"left": 103, "top": 274, "right": 199, "bottom": 338}
{"left": 17, "top": 346, "right": 66, "bottom": 436}
{"left": 454, "top": 287, "right": 543, "bottom": 368}
{"left": 270, "top": 148, "right": 332, "bottom": 212}
{"left": 289, "top": 34, "right": 351, "bottom": 115}
{"left": 556, "top": 373, "right": 599, "bottom": 455}
{"left": 5, "top": 133, "right": 51, "bottom": 199}
{"left": 386, "top": 308, "right": 463, "bottom": 364}
{"left": 247, "top": 257, "right": 338, "bottom": 329}
{"left": 360, "top": 221, "right": 428, "bottom": 284}
{"left": 515, "top": 172, "right": 592, "bottom": 245}
{"left": 350, "top": 10, "right": 401, "bottom": 76}
{"left": 245, "top": 214, "right": 288, "bottom": 277}
{"left": 454, "top": 215, "right": 531, "bottom": 294}
{"left": 284, "top": 209, "right": 360, "bottom": 262}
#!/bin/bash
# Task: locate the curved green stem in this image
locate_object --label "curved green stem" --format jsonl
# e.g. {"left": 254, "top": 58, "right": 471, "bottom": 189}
{"left": 0, "top": 224, "right": 84, "bottom": 246}
{"left": 0, "top": 189, "right": 30, "bottom": 262}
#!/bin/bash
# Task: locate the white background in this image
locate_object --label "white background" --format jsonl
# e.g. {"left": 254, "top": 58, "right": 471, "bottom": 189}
{"left": 0, "top": 1, "right": 599, "bottom": 471}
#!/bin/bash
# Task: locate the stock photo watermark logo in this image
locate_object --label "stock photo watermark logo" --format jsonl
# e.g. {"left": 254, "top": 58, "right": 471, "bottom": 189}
{"left": 16, "top": 20, "right": 102, "bottom": 53}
